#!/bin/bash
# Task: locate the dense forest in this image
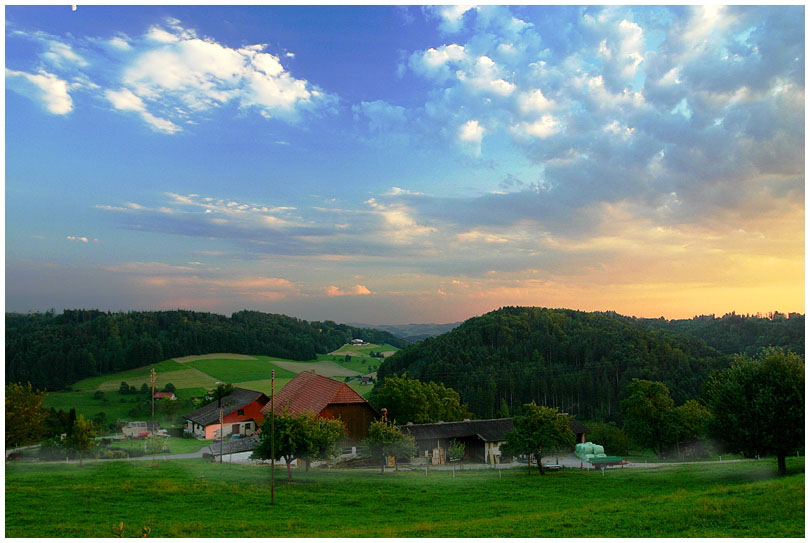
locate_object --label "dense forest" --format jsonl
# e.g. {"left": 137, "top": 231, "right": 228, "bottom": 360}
{"left": 632, "top": 312, "right": 804, "bottom": 357}
{"left": 376, "top": 307, "right": 734, "bottom": 422}
{"left": 6, "top": 309, "right": 407, "bottom": 392}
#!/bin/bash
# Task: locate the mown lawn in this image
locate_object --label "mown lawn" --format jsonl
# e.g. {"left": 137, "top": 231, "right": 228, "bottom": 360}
{"left": 111, "top": 437, "right": 213, "bottom": 455}
{"left": 5, "top": 458, "right": 803, "bottom": 538}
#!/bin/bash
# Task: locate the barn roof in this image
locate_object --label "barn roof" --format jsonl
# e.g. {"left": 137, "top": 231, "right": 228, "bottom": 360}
{"left": 260, "top": 371, "right": 368, "bottom": 417}
{"left": 400, "top": 417, "right": 591, "bottom": 442}
{"left": 400, "top": 418, "right": 514, "bottom": 442}
{"left": 182, "top": 388, "right": 268, "bottom": 426}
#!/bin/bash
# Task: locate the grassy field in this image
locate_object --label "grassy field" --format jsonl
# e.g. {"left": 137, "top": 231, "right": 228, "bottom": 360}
{"left": 182, "top": 357, "right": 297, "bottom": 383}
{"left": 110, "top": 437, "right": 213, "bottom": 455}
{"left": 331, "top": 343, "right": 399, "bottom": 356}
{"left": 5, "top": 458, "right": 803, "bottom": 537}
{"left": 72, "top": 360, "right": 188, "bottom": 391}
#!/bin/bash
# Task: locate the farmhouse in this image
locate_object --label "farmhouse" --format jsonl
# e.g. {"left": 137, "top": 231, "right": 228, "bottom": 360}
{"left": 400, "top": 417, "right": 591, "bottom": 465}
{"left": 153, "top": 391, "right": 176, "bottom": 400}
{"left": 183, "top": 388, "right": 269, "bottom": 440}
{"left": 261, "top": 371, "right": 378, "bottom": 442}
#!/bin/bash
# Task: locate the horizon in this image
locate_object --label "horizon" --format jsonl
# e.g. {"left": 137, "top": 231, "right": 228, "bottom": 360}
{"left": 5, "top": 5, "right": 805, "bottom": 324}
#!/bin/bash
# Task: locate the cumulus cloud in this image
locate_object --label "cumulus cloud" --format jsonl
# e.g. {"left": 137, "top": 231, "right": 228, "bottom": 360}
{"left": 6, "top": 69, "right": 74, "bottom": 114}
{"left": 425, "top": 5, "right": 478, "bottom": 34}
{"left": 66, "top": 235, "right": 89, "bottom": 242}
{"left": 7, "top": 18, "right": 335, "bottom": 132}
{"left": 326, "top": 284, "right": 372, "bottom": 297}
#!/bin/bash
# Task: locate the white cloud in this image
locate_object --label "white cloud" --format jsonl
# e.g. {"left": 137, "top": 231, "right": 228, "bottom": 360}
{"left": 105, "top": 88, "right": 181, "bottom": 134}
{"left": 326, "top": 284, "right": 372, "bottom": 297}
{"left": 511, "top": 115, "right": 562, "bottom": 140}
{"left": 66, "top": 235, "right": 89, "bottom": 243}
{"left": 458, "top": 119, "right": 485, "bottom": 155}
{"left": 107, "top": 36, "right": 132, "bottom": 50}
{"left": 6, "top": 69, "right": 74, "bottom": 114}
{"left": 428, "top": 5, "right": 478, "bottom": 34}
{"left": 42, "top": 41, "right": 88, "bottom": 68}
{"left": 518, "top": 88, "right": 555, "bottom": 113}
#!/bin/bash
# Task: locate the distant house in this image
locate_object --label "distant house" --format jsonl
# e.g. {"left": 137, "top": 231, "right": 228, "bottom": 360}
{"left": 206, "top": 434, "right": 262, "bottom": 462}
{"left": 153, "top": 391, "right": 176, "bottom": 401}
{"left": 350, "top": 339, "right": 367, "bottom": 345}
{"left": 183, "top": 388, "right": 269, "bottom": 440}
{"left": 261, "top": 371, "right": 378, "bottom": 442}
{"left": 400, "top": 417, "right": 591, "bottom": 465}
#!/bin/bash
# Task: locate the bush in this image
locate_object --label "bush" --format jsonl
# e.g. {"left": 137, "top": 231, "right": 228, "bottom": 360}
{"left": 585, "top": 422, "right": 633, "bottom": 456}
{"left": 38, "top": 438, "right": 72, "bottom": 461}
{"left": 93, "top": 391, "right": 105, "bottom": 400}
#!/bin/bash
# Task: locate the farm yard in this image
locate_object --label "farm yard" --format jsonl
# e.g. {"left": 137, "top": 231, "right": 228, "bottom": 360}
{"left": 43, "top": 349, "right": 394, "bottom": 426}
{"left": 5, "top": 457, "right": 804, "bottom": 538}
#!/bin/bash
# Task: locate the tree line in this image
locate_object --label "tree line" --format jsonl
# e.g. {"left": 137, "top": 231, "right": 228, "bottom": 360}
{"left": 377, "top": 307, "right": 737, "bottom": 422}
{"left": 5, "top": 309, "right": 408, "bottom": 391}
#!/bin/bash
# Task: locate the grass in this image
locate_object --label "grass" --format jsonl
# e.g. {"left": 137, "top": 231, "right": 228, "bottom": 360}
{"left": 111, "top": 437, "right": 213, "bottom": 455}
{"left": 5, "top": 457, "right": 803, "bottom": 537}
{"left": 230, "top": 378, "right": 293, "bottom": 396}
{"left": 44, "top": 390, "right": 151, "bottom": 423}
{"left": 72, "top": 359, "right": 188, "bottom": 391}
{"left": 182, "top": 358, "right": 297, "bottom": 383}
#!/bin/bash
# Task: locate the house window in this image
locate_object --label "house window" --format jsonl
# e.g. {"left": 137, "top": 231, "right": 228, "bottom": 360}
{"left": 237, "top": 409, "right": 244, "bottom": 416}
{"left": 245, "top": 422, "right": 251, "bottom": 430}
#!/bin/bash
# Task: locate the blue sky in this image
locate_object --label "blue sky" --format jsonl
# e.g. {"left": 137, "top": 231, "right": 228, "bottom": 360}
{"left": 5, "top": 5, "right": 805, "bottom": 324}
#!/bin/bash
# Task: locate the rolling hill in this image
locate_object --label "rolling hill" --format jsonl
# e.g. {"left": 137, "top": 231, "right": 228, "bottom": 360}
{"left": 376, "top": 307, "right": 732, "bottom": 422}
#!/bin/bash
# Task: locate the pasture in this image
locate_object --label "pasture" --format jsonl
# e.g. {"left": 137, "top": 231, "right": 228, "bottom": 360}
{"left": 5, "top": 458, "right": 803, "bottom": 538}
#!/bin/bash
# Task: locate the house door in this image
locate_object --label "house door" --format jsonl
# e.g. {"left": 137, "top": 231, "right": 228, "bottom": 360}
{"left": 232, "top": 424, "right": 241, "bottom": 435}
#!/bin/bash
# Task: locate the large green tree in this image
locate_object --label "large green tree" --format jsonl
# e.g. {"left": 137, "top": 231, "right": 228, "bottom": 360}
{"left": 502, "top": 403, "right": 575, "bottom": 475}
{"left": 363, "top": 419, "right": 417, "bottom": 473}
{"left": 703, "top": 349, "right": 804, "bottom": 475}
{"left": 252, "top": 411, "right": 346, "bottom": 480}
{"left": 5, "top": 382, "right": 48, "bottom": 448}
{"left": 621, "top": 379, "right": 676, "bottom": 459}
{"left": 368, "top": 374, "right": 471, "bottom": 424}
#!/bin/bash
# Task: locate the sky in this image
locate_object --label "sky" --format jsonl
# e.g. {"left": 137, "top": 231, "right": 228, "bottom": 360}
{"left": 4, "top": 4, "right": 805, "bottom": 325}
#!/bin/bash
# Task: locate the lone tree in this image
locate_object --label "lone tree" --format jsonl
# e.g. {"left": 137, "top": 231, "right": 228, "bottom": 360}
{"left": 703, "top": 348, "right": 804, "bottom": 475}
{"left": 364, "top": 419, "right": 417, "bottom": 473}
{"left": 5, "top": 382, "right": 47, "bottom": 448}
{"left": 252, "top": 411, "right": 345, "bottom": 480}
{"left": 67, "top": 415, "right": 97, "bottom": 466}
{"left": 502, "top": 403, "right": 575, "bottom": 475}
{"left": 621, "top": 379, "right": 676, "bottom": 459}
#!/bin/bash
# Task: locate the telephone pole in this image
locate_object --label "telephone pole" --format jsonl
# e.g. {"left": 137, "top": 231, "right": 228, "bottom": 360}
{"left": 150, "top": 368, "right": 157, "bottom": 421}
{"left": 271, "top": 369, "right": 275, "bottom": 504}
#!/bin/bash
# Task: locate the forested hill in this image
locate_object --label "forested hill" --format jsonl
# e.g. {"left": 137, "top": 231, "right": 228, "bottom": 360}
{"left": 632, "top": 312, "right": 804, "bottom": 357}
{"left": 5, "top": 309, "right": 408, "bottom": 391}
{"left": 376, "top": 307, "right": 731, "bottom": 422}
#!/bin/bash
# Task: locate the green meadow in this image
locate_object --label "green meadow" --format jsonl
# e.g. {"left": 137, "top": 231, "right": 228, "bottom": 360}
{"left": 5, "top": 458, "right": 803, "bottom": 538}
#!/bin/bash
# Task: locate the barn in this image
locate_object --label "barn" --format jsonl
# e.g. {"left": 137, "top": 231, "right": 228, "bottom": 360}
{"left": 261, "top": 371, "right": 378, "bottom": 442}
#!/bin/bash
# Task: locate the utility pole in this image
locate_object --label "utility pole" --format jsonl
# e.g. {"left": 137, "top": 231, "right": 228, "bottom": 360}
{"left": 150, "top": 368, "right": 156, "bottom": 421}
{"left": 271, "top": 370, "right": 275, "bottom": 504}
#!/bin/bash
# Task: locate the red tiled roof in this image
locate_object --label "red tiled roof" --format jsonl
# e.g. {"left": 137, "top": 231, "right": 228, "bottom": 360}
{"left": 153, "top": 392, "right": 175, "bottom": 399}
{"left": 260, "top": 371, "right": 368, "bottom": 417}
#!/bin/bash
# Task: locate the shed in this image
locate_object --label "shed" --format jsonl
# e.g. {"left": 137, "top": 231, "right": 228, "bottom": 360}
{"left": 400, "top": 416, "right": 591, "bottom": 464}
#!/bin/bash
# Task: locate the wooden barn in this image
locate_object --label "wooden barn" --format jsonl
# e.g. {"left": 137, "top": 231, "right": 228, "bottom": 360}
{"left": 400, "top": 417, "right": 591, "bottom": 464}
{"left": 261, "top": 371, "right": 378, "bottom": 442}
{"left": 183, "top": 388, "right": 269, "bottom": 440}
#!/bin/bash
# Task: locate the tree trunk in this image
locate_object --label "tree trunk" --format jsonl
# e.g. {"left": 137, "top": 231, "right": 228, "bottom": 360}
{"left": 381, "top": 456, "right": 385, "bottom": 474}
{"left": 777, "top": 453, "right": 787, "bottom": 476}
{"left": 655, "top": 442, "right": 662, "bottom": 460}
{"left": 305, "top": 459, "right": 310, "bottom": 472}
{"left": 527, "top": 456, "right": 532, "bottom": 475}
{"left": 536, "top": 453, "right": 545, "bottom": 476}
{"left": 286, "top": 459, "right": 293, "bottom": 481}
